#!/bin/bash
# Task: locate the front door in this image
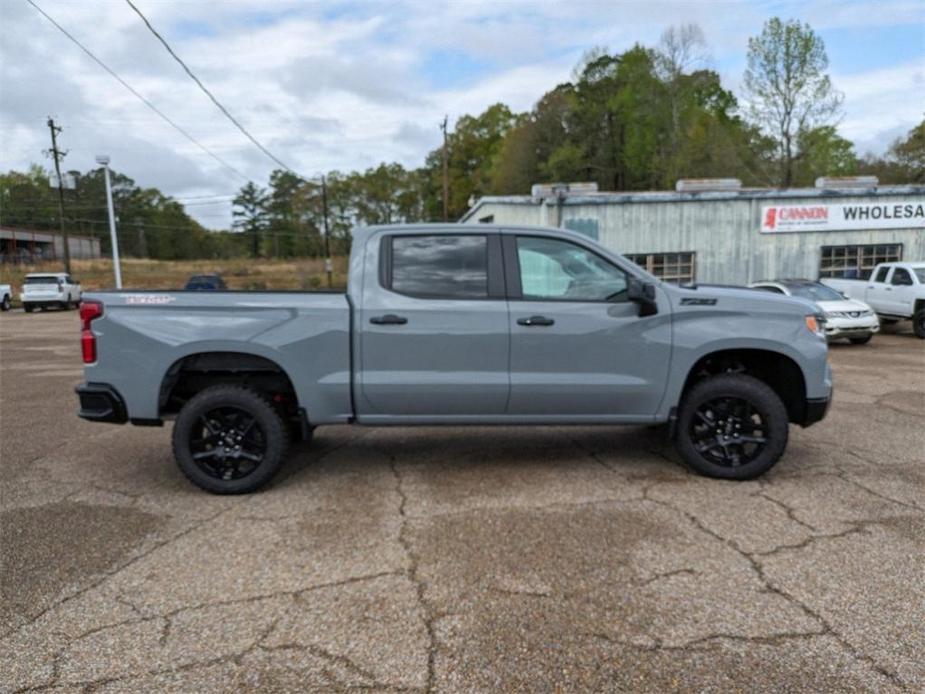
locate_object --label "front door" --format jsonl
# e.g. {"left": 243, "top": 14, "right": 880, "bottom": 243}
{"left": 358, "top": 232, "right": 510, "bottom": 417}
{"left": 505, "top": 234, "right": 671, "bottom": 417}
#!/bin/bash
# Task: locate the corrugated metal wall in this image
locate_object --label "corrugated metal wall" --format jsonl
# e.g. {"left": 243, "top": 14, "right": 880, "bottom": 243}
{"left": 467, "top": 194, "right": 925, "bottom": 284}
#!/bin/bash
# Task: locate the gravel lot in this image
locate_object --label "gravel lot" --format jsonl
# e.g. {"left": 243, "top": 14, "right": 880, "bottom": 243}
{"left": 1, "top": 308, "right": 923, "bottom": 692}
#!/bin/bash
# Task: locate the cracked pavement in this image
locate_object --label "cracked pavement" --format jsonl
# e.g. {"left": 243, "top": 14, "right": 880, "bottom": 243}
{"left": 1, "top": 309, "right": 923, "bottom": 692}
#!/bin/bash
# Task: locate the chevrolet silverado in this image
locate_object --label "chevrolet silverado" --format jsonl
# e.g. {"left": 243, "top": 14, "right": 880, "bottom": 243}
{"left": 76, "top": 224, "right": 832, "bottom": 493}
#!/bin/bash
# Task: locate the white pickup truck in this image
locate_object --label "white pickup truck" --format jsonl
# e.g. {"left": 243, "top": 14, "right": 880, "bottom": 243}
{"left": 822, "top": 262, "right": 925, "bottom": 338}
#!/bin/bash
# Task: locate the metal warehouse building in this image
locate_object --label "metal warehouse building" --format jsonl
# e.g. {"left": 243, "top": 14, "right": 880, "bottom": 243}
{"left": 0, "top": 226, "right": 101, "bottom": 264}
{"left": 461, "top": 179, "right": 925, "bottom": 285}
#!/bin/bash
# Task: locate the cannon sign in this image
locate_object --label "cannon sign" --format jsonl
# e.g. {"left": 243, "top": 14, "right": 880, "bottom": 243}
{"left": 761, "top": 202, "right": 925, "bottom": 233}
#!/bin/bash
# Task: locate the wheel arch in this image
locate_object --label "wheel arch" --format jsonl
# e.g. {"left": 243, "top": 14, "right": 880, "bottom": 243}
{"left": 158, "top": 351, "right": 300, "bottom": 419}
{"left": 677, "top": 348, "right": 808, "bottom": 424}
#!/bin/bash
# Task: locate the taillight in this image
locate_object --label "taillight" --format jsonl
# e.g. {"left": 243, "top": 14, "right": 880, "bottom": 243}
{"left": 80, "top": 301, "right": 103, "bottom": 363}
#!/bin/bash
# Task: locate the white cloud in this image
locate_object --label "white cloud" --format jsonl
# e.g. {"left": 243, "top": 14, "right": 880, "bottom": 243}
{"left": 834, "top": 61, "right": 925, "bottom": 154}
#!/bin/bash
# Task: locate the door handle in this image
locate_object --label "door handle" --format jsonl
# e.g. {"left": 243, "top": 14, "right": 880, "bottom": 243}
{"left": 885, "top": 287, "right": 892, "bottom": 291}
{"left": 369, "top": 314, "right": 408, "bottom": 325}
{"left": 517, "top": 315, "right": 555, "bottom": 327}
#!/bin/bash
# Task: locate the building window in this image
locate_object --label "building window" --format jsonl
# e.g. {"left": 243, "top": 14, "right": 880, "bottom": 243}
{"left": 625, "top": 252, "right": 696, "bottom": 283}
{"left": 818, "top": 244, "right": 902, "bottom": 280}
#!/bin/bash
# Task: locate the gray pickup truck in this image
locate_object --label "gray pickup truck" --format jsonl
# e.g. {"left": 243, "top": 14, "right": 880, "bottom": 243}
{"left": 76, "top": 224, "right": 832, "bottom": 493}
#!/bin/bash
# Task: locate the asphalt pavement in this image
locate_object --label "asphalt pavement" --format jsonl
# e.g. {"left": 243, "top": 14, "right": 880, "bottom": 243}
{"left": 1, "top": 308, "right": 923, "bottom": 692}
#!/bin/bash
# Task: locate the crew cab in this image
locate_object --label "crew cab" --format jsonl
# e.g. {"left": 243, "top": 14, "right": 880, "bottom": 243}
{"left": 75, "top": 224, "right": 832, "bottom": 493}
{"left": 21, "top": 272, "right": 82, "bottom": 312}
{"left": 0, "top": 283, "right": 11, "bottom": 311}
{"left": 822, "top": 262, "right": 925, "bottom": 338}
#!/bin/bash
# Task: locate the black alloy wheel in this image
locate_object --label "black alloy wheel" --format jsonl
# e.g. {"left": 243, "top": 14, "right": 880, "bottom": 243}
{"left": 173, "top": 385, "right": 288, "bottom": 493}
{"left": 689, "top": 396, "right": 768, "bottom": 468}
{"left": 189, "top": 406, "right": 267, "bottom": 481}
{"left": 674, "top": 373, "right": 789, "bottom": 480}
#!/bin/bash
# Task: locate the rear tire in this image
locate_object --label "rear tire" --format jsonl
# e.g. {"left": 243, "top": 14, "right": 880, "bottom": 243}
{"left": 849, "top": 334, "right": 873, "bottom": 345}
{"left": 674, "top": 374, "right": 789, "bottom": 480}
{"left": 0, "top": 296, "right": 10, "bottom": 311}
{"left": 914, "top": 309, "right": 925, "bottom": 339}
{"left": 172, "top": 385, "right": 289, "bottom": 494}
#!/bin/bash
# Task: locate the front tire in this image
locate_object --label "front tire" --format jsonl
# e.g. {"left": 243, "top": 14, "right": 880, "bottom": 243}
{"left": 849, "top": 334, "right": 873, "bottom": 345}
{"left": 674, "top": 374, "right": 789, "bottom": 480}
{"left": 172, "top": 385, "right": 289, "bottom": 494}
{"left": 23, "top": 304, "right": 34, "bottom": 313}
{"left": 914, "top": 309, "right": 925, "bottom": 339}
{"left": 0, "top": 296, "right": 10, "bottom": 311}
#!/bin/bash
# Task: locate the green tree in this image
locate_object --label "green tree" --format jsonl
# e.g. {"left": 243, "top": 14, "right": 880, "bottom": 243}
{"left": 423, "top": 103, "right": 521, "bottom": 219}
{"left": 791, "top": 126, "right": 858, "bottom": 185}
{"left": 744, "top": 17, "right": 843, "bottom": 186}
{"left": 232, "top": 181, "right": 270, "bottom": 258}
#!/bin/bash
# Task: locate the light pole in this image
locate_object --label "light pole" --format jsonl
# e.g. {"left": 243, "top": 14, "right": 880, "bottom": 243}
{"left": 96, "top": 155, "right": 122, "bottom": 289}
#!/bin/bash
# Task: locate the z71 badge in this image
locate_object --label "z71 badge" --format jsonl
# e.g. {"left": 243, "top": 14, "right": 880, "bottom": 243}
{"left": 680, "top": 297, "right": 717, "bottom": 306}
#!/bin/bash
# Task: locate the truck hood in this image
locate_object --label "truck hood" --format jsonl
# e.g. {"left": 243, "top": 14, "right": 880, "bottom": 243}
{"left": 815, "top": 298, "right": 873, "bottom": 314}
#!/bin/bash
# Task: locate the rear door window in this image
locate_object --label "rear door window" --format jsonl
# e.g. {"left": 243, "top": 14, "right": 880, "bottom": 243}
{"left": 874, "top": 266, "right": 890, "bottom": 283}
{"left": 891, "top": 268, "right": 913, "bottom": 286}
{"left": 388, "top": 235, "right": 489, "bottom": 299}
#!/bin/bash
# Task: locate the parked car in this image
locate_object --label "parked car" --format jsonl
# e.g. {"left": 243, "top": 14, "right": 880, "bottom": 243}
{"left": 75, "top": 224, "right": 832, "bottom": 493}
{"left": 184, "top": 274, "right": 227, "bottom": 291}
{"left": 0, "top": 283, "right": 11, "bottom": 311}
{"left": 748, "top": 279, "right": 879, "bottom": 344}
{"left": 822, "top": 262, "right": 925, "bottom": 338}
{"left": 21, "top": 273, "right": 82, "bottom": 312}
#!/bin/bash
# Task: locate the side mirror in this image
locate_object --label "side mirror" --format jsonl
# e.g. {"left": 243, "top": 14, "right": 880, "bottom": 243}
{"left": 628, "top": 277, "right": 658, "bottom": 317}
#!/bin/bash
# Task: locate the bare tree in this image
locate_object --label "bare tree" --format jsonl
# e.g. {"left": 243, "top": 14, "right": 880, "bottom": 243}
{"left": 656, "top": 23, "right": 708, "bottom": 81}
{"left": 656, "top": 23, "right": 710, "bottom": 157}
{"left": 744, "top": 17, "right": 843, "bottom": 187}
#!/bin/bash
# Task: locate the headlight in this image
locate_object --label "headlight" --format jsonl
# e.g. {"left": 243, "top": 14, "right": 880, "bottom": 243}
{"left": 805, "top": 314, "right": 826, "bottom": 338}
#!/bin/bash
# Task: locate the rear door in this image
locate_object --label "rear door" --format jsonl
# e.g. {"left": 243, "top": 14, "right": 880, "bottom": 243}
{"left": 865, "top": 265, "right": 893, "bottom": 312}
{"left": 886, "top": 267, "right": 916, "bottom": 315}
{"left": 357, "top": 232, "right": 510, "bottom": 417}
{"left": 504, "top": 234, "right": 671, "bottom": 417}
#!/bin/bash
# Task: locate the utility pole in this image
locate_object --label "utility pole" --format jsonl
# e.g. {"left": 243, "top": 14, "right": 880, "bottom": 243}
{"left": 47, "top": 117, "right": 70, "bottom": 272}
{"left": 441, "top": 116, "right": 449, "bottom": 222}
{"left": 321, "top": 175, "right": 333, "bottom": 288}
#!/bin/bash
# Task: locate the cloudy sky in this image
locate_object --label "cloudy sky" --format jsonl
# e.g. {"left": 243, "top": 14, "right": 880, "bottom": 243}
{"left": 2, "top": 0, "right": 923, "bottom": 229}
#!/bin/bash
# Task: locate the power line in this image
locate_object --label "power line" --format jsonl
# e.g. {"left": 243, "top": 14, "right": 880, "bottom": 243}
{"left": 124, "top": 0, "right": 306, "bottom": 178}
{"left": 25, "top": 0, "right": 250, "bottom": 183}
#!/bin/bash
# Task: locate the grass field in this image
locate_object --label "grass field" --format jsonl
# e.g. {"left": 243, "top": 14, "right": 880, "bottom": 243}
{"left": 0, "top": 256, "right": 349, "bottom": 296}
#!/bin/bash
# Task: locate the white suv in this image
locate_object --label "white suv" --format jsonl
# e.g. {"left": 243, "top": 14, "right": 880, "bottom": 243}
{"left": 21, "top": 273, "right": 82, "bottom": 312}
{"left": 749, "top": 279, "right": 879, "bottom": 344}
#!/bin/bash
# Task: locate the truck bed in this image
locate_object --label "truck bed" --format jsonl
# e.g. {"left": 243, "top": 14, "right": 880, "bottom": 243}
{"left": 82, "top": 290, "right": 353, "bottom": 423}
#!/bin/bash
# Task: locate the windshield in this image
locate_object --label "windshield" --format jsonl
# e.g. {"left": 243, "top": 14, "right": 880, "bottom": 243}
{"left": 913, "top": 267, "right": 925, "bottom": 284}
{"left": 24, "top": 276, "right": 61, "bottom": 284}
{"left": 787, "top": 283, "right": 844, "bottom": 302}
